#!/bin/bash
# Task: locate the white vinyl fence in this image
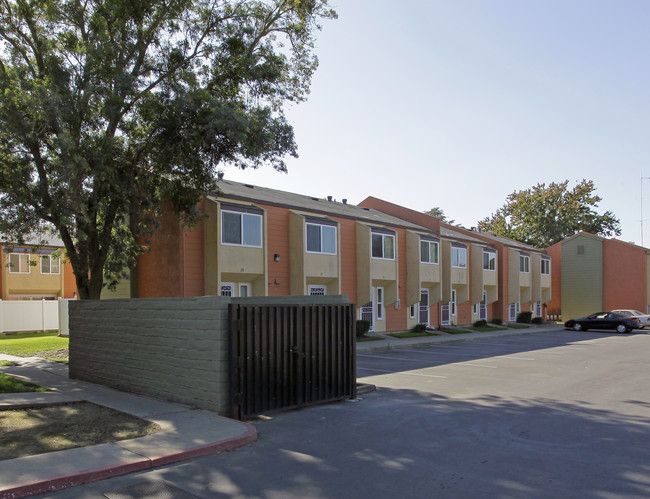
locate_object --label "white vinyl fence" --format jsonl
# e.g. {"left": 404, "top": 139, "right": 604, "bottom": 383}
{"left": 0, "top": 298, "right": 71, "bottom": 334}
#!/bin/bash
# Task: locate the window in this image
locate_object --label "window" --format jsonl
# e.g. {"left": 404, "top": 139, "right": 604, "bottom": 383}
{"left": 376, "top": 287, "right": 384, "bottom": 320}
{"left": 9, "top": 253, "right": 30, "bottom": 273}
{"left": 520, "top": 254, "right": 530, "bottom": 273}
{"left": 40, "top": 255, "right": 60, "bottom": 275}
{"left": 238, "top": 283, "right": 251, "bottom": 297}
{"left": 451, "top": 246, "right": 467, "bottom": 268}
{"left": 451, "top": 289, "right": 457, "bottom": 316}
{"left": 420, "top": 240, "right": 439, "bottom": 264}
{"left": 541, "top": 258, "right": 550, "bottom": 275}
{"left": 371, "top": 232, "right": 395, "bottom": 259}
{"left": 221, "top": 210, "right": 262, "bottom": 247}
{"left": 308, "top": 285, "right": 326, "bottom": 295}
{"left": 306, "top": 223, "right": 337, "bottom": 254}
{"left": 483, "top": 250, "right": 496, "bottom": 270}
{"left": 409, "top": 304, "right": 416, "bottom": 319}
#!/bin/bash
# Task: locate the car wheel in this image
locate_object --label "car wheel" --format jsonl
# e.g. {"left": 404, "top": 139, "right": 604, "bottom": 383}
{"left": 616, "top": 324, "right": 628, "bottom": 334}
{"left": 573, "top": 323, "right": 583, "bottom": 332}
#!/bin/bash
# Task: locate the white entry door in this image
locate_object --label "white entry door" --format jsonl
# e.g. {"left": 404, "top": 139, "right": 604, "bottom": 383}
{"left": 419, "top": 289, "right": 429, "bottom": 326}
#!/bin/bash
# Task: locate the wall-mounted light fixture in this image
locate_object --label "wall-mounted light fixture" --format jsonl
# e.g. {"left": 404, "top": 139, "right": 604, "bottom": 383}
{"left": 274, "top": 253, "right": 280, "bottom": 262}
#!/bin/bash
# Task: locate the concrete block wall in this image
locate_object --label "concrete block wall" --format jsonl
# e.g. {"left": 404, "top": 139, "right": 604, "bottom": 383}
{"left": 68, "top": 294, "right": 350, "bottom": 415}
{"left": 68, "top": 296, "right": 231, "bottom": 414}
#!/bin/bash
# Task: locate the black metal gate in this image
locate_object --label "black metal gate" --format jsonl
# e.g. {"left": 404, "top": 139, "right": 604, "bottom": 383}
{"left": 228, "top": 303, "right": 357, "bottom": 420}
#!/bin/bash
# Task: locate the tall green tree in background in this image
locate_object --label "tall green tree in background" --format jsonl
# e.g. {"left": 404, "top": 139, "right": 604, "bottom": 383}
{"left": 424, "top": 207, "right": 455, "bottom": 225}
{"left": 477, "top": 180, "right": 621, "bottom": 248}
{"left": 0, "top": 0, "right": 336, "bottom": 298}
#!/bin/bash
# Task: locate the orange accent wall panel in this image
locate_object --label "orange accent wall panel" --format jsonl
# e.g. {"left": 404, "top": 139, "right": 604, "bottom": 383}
{"left": 602, "top": 239, "right": 647, "bottom": 311}
{"left": 138, "top": 210, "right": 183, "bottom": 297}
{"left": 63, "top": 259, "right": 78, "bottom": 298}
{"left": 338, "top": 218, "right": 357, "bottom": 300}
{"left": 263, "top": 205, "right": 290, "bottom": 296}
{"left": 545, "top": 243, "right": 562, "bottom": 315}
{"left": 183, "top": 225, "right": 205, "bottom": 297}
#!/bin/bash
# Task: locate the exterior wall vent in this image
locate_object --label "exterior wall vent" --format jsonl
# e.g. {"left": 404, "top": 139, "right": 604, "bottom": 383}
{"left": 577, "top": 245, "right": 584, "bottom": 255}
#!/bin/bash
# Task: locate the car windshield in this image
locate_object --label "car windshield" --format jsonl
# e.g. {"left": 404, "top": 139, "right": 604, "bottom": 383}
{"left": 631, "top": 310, "right": 644, "bottom": 315}
{"left": 615, "top": 311, "right": 632, "bottom": 316}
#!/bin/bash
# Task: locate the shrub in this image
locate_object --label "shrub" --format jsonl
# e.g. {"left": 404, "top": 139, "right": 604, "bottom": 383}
{"left": 412, "top": 323, "right": 427, "bottom": 333}
{"left": 531, "top": 316, "right": 544, "bottom": 324}
{"left": 517, "top": 311, "right": 533, "bottom": 324}
{"left": 492, "top": 318, "right": 503, "bottom": 325}
{"left": 473, "top": 319, "right": 488, "bottom": 328}
{"left": 356, "top": 320, "right": 371, "bottom": 338}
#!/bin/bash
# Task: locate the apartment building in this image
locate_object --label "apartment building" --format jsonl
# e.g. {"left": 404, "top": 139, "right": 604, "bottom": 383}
{"left": 546, "top": 232, "right": 650, "bottom": 321}
{"left": 359, "top": 196, "right": 551, "bottom": 323}
{"left": 136, "top": 180, "right": 448, "bottom": 332}
{"left": 0, "top": 237, "right": 77, "bottom": 300}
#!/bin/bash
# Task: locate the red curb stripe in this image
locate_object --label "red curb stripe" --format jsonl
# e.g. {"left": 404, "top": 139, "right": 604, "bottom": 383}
{"left": 0, "top": 458, "right": 151, "bottom": 499}
{"left": 0, "top": 421, "right": 258, "bottom": 499}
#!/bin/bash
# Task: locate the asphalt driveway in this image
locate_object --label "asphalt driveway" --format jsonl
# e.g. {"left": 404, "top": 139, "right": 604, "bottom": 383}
{"left": 36, "top": 328, "right": 650, "bottom": 498}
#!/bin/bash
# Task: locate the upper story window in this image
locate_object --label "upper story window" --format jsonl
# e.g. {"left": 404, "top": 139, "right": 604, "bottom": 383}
{"left": 541, "top": 258, "right": 550, "bottom": 275}
{"left": 451, "top": 245, "right": 467, "bottom": 268}
{"left": 9, "top": 253, "right": 30, "bottom": 273}
{"left": 221, "top": 207, "right": 263, "bottom": 247}
{"left": 520, "top": 254, "right": 530, "bottom": 273}
{"left": 41, "top": 255, "right": 60, "bottom": 275}
{"left": 371, "top": 231, "right": 395, "bottom": 260}
{"left": 420, "top": 238, "right": 439, "bottom": 264}
{"left": 306, "top": 221, "right": 337, "bottom": 255}
{"left": 483, "top": 249, "right": 496, "bottom": 270}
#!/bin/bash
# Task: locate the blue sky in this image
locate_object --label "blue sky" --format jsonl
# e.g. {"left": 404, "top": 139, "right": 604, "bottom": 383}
{"left": 224, "top": 0, "right": 650, "bottom": 246}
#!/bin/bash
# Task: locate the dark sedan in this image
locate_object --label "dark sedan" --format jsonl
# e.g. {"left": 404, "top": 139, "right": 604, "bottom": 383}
{"left": 564, "top": 312, "right": 640, "bottom": 333}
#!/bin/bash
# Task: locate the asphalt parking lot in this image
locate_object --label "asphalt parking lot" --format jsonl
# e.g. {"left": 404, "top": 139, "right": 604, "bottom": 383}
{"left": 37, "top": 328, "right": 650, "bottom": 499}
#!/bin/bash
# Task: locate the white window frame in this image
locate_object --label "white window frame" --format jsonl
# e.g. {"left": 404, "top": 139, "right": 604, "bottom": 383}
{"left": 451, "top": 289, "right": 457, "bottom": 316}
{"left": 221, "top": 282, "right": 235, "bottom": 296}
{"left": 483, "top": 250, "right": 496, "bottom": 271}
{"left": 221, "top": 209, "right": 263, "bottom": 248}
{"left": 308, "top": 285, "right": 326, "bottom": 296}
{"left": 238, "top": 283, "right": 251, "bottom": 297}
{"left": 376, "top": 287, "right": 384, "bottom": 320}
{"left": 420, "top": 239, "right": 439, "bottom": 264}
{"left": 371, "top": 233, "right": 395, "bottom": 260}
{"left": 541, "top": 258, "right": 550, "bottom": 275}
{"left": 9, "top": 253, "right": 31, "bottom": 274}
{"left": 40, "top": 254, "right": 60, "bottom": 275}
{"left": 520, "top": 254, "right": 530, "bottom": 273}
{"left": 306, "top": 223, "right": 337, "bottom": 255}
{"left": 409, "top": 304, "right": 417, "bottom": 319}
{"left": 451, "top": 247, "right": 467, "bottom": 268}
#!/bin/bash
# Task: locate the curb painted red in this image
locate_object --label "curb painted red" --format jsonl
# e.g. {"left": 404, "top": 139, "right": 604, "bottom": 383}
{"left": 0, "top": 421, "right": 257, "bottom": 499}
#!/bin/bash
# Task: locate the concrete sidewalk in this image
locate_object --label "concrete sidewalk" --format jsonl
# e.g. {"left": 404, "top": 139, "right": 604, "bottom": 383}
{"left": 356, "top": 323, "right": 564, "bottom": 352}
{"left": 0, "top": 323, "right": 562, "bottom": 498}
{"left": 0, "top": 356, "right": 257, "bottom": 499}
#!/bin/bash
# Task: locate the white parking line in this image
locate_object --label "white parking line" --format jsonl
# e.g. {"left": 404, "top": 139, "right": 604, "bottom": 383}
{"left": 357, "top": 367, "right": 447, "bottom": 378}
{"left": 397, "top": 348, "right": 534, "bottom": 360}
{"left": 357, "top": 353, "right": 497, "bottom": 368}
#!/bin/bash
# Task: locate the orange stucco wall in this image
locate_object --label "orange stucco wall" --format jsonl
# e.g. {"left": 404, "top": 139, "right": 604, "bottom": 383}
{"left": 602, "top": 239, "right": 647, "bottom": 311}
{"left": 339, "top": 218, "right": 357, "bottom": 299}
{"left": 265, "top": 204, "right": 291, "bottom": 296}
{"left": 63, "top": 258, "right": 78, "bottom": 298}
{"left": 545, "top": 243, "right": 562, "bottom": 315}
{"left": 138, "top": 209, "right": 184, "bottom": 298}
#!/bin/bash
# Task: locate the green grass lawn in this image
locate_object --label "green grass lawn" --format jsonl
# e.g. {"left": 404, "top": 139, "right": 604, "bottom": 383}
{"left": 0, "top": 373, "right": 49, "bottom": 393}
{"left": 468, "top": 326, "right": 508, "bottom": 332}
{"left": 508, "top": 324, "right": 530, "bottom": 329}
{"left": 357, "top": 335, "right": 384, "bottom": 342}
{"left": 438, "top": 327, "right": 472, "bottom": 334}
{"left": 387, "top": 331, "right": 440, "bottom": 338}
{"left": 0, "top": 332, "right": 69, "bottom": 362}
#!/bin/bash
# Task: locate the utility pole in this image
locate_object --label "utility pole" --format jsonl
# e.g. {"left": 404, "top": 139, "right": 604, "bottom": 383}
{"left": 642, "top": 176, "right": 650, "bottom": 247}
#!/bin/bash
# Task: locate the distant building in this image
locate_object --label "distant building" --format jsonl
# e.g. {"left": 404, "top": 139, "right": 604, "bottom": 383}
{"left": 546, "top": 232, "right": 650, "bottom": 320}
{"left": 0, "top": 236, "right": 77, "bottom": 300}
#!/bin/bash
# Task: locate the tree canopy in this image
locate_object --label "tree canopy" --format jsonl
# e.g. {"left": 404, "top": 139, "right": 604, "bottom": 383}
{"left": 424, "top": 207, "right": 454, "bottom": 225}
{"left": 0, "top": 0, "right": 336, "bottom": 298}
{"left": 476, "top": 180, "right": 621, "bottom": 248}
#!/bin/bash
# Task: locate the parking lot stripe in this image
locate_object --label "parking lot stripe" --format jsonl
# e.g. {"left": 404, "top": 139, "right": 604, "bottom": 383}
{"left": 357, "top": 367, "right": 447, "bottom": 378}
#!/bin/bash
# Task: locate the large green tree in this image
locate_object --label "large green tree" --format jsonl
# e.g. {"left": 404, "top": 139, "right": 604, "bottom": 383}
{"left": 0, "top": 0, "right": 335, "bottom": 298}
{"left": 424, "top": 207, "right": 454, "bottom": 225}
{"left": 477, "top": 180, "right": 621, "bottom": 248}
